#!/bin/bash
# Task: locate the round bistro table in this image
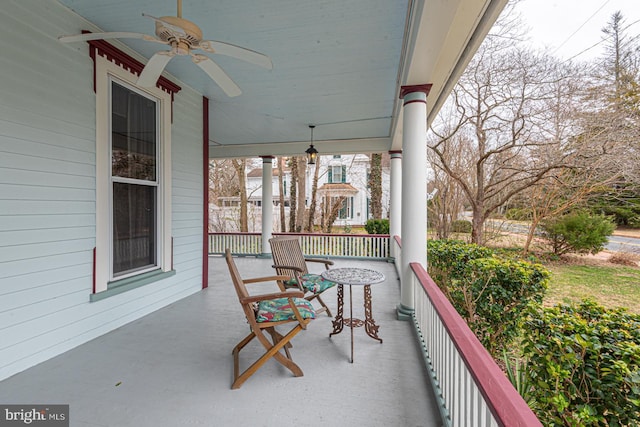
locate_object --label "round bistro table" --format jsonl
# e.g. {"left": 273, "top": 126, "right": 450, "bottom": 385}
{"left": 321, "top": 267, "right": 385, "bottom": 363}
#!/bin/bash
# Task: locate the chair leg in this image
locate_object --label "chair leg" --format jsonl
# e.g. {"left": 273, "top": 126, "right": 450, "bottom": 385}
{"left": 266, "top": 327, "right": 292, "bottom": 359}
{"left": 231, "top": 325, "right": 305, "bottom": 389}
{"left": 232, "top": 331, "right": 257, "bottom": 386}
{"left": 307, "top": 293, "right": 332, "bottom": 317}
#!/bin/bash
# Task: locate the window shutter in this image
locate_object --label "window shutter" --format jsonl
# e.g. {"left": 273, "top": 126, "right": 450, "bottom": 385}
{"left": 328, "top": 168, "right": 333, "bottom": 183}
{"left": 341, "top": 165, "right": 346, "bottom": 183}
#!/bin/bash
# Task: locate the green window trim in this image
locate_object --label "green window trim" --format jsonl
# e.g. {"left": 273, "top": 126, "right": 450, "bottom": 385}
{"left": 90, "top": 269, "right": 176, "bottom": 302}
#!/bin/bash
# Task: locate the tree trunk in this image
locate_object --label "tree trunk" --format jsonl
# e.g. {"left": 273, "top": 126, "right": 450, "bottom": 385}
{"left": 306, "top": 156, "right": 320, "bottom": 232}
{"left": 295, "top": 157, "right": 306, "bottom": 232}
{"left": 325, "top": 196, "right": 346, "bottom": 233}
{"left": 368, "top": 153, "right": 383, "bottom": 219}
{"left": 231, "top": 159, "right": 248, "bottom": 232}
{"left": 471, "top": 209, "right": 484, "bottom": 245}
{"left": 523, "top": 216, "right": 541, "bottom": 254}
{"left": 289, "top": 157, "right": 297, "bottom": 232}
{"left": 277, "top": 156, "right": 286, "bottom": 232}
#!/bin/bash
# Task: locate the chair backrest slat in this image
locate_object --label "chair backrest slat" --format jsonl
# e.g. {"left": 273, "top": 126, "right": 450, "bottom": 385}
{"left": 225, "top": 249, "right": 260, "bottom": 323}
{"left": 270, "top": 236, "right": 309, "bottom": 277}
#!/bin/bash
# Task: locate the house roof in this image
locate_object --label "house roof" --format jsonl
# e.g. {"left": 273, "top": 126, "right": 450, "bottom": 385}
{"left": 317, "top": 183, "right": 359, "bottom": 196}
{"left": 246, "top": 168, "right": 289, "bottom": 178}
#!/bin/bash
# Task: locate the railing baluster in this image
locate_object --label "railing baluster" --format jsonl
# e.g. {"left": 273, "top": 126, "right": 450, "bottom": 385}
{"left": 411, "top": 263, "right": 542, "bottom": 427}
{"left": 208, "top": 232, "right": 389, "bottom": 259}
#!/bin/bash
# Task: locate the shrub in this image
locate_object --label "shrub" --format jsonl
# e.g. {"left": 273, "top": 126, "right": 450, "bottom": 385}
{"left": 461, "top": 257, "right": 548, "bottom": 355}
{"left": 427, "top": 240, "right": 549, "bottom": 356}
{"left": 451, "top": 219, "right": 472, "bottom": 233}
{"left": 506, "top": 207, "right": 533, "bottom": 221}
{"left": 364, "top": 218, "right": 389, "bottom": 234}
{"left": 541, "top": 211, "right": 615, "bottom": 255}
{"left": 594, "top": 205, "right": 640, "bottom": 228}
{"left": 427, "top": 239, "right": 493, "bottom": 287}
{"left": 522, "top": 300, "right": 640, "bottom": 426}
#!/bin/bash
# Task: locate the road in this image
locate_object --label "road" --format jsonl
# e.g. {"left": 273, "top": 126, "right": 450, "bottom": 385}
{"left": 484, "top": 218, "right": 640, "bottom": 253}
{"left": 607, "top": 235, "right": 640, "bottom": 253}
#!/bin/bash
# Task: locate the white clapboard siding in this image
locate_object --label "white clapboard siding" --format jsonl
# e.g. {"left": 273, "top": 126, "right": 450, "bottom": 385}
{"left": 0, "top": 0, "right": 204, "bottom": 380}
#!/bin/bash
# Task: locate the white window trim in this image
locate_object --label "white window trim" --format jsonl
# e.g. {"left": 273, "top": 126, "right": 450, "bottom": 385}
{"left": 94, "top": 54, "right": 172, "bottom": 294}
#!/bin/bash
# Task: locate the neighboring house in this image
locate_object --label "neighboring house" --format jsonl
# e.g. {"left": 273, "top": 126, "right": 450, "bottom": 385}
{"left": 317, "top": 154, "right": 390, "bottom": 225}
{"left": 211, "top": 154, "right": 390, "bottom": 232}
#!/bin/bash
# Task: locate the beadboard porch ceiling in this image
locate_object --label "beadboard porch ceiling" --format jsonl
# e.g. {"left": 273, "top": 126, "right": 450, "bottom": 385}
{"left": 56, "top": 0, "right": 506, "bottom": 158}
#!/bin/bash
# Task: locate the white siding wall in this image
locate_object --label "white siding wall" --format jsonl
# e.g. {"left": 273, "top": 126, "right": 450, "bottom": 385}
{"left": 0, "top": 0, "right": 203, "bottom": 380}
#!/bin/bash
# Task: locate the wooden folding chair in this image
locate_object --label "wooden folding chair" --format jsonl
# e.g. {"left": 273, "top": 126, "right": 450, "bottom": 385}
{"left": 269, "top": 235, "right": 336, "bottom": 317}
{"left": 225, "top": 249, "right": 316, "bottom": 389}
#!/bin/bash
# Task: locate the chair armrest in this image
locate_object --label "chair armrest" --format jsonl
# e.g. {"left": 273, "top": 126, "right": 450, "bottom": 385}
{"left": 271, "top": 264, "right": 304, "bottom": 272}
{"left": 243, "top": 275, "right": 291, "bottom": 285}
{"left": 240, "top": 290, "right": 305, "bottom": 305}
{"left": 305, "top": 257, "right": 334, "bottom": 269}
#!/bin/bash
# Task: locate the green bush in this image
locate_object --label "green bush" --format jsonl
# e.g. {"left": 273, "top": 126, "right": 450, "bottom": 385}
{"left": 364, "top": 218, "right": 389, "bottom": 234}
{"left": 603, "top": 206, "right": 640, "bottom": 228}
{"left": 522, "top": 300, "right": 640, "bottom": 426}
{"left": 541, "top": 211, "right": 615, "bottom": 255}
{"left": 427, "top": 240, "right": 549, "bottom": 356}
{"left": 506, "top": 208, "right": 533, "bottom": 221}
{"left": 451, "top": 219, "right": 472, "bottom": 233}
{"left": 427, "top": 239, "right": 493, "bottom": 287}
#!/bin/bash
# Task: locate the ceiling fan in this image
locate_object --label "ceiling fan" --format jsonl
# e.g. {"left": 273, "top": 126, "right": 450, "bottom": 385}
{"left": 59, "top": 0, "right": 272, "bottom": 97}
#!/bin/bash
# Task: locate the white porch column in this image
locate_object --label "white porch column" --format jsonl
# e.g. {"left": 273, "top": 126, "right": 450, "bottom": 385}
{"left": 260, "top": 156, "right": 274, "bottom": 256}
{"left": 397, "top": 84, "right": 431, "bottom": 320}
{"left": 389, "top": 150, "right": 402, "bottom": 259}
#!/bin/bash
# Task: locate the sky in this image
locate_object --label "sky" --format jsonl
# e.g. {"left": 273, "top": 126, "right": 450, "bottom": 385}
{"left": 514, "top": 0, "right": 640, "bottom": 61}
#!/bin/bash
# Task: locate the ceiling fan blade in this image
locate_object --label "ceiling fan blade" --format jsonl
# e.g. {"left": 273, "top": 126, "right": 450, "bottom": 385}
{"left": 198, "top": 40, "right": 273, "bottom": 70}
{"left": 137, "top": 51, "right": 175, "bottom": 87}
{"left": 191, "top": 54, "right": 241, "bottom": 97}
{"left": 59, "top": 32, "right": 162, "bottom": 43}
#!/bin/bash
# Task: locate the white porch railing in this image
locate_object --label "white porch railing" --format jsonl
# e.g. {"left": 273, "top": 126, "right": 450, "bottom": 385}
{"left": 410, "top": 262, "right": 542, "bottom": 427}
{"left": 209, "top": 232, "right": 262, "bottom": 255}
{"left": 209, "top": 232, "right": 390, "bottom": 259}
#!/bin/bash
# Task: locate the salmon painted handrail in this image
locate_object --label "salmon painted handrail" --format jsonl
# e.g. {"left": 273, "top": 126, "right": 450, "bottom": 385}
{"left": 411, "top": 262, "right": 542, "bottom": 427}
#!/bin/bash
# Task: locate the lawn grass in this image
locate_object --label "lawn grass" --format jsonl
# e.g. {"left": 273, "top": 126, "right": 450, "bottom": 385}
{"left": 545, "top": 263, "right": 640, "bottom": 314}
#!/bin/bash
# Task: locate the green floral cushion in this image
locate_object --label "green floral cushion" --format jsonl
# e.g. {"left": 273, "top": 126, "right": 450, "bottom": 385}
{"left": 284, "top": 273, "right": 336, "bottom": 294}
{"left": 256, "top": 297, "right": 316, "bottom": 323}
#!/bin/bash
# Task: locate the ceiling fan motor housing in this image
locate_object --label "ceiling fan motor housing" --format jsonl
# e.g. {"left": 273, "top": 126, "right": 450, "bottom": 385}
{"left": 155, "top": 16, "right": 202, "bottom": 54}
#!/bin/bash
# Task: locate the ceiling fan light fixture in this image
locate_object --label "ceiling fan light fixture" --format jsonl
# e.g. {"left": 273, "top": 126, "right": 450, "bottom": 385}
{"left": 306, "top": 125, "right": 318, "bottom": 165}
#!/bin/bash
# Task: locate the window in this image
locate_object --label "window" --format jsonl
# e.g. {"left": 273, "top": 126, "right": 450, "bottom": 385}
{"left": 111, "top": 82, "right": 158, "bottom": 278}
{"left": 332, "top": 196, "right": 354, "bottom": 219}
{"left": 93, "top": 52, "right": 173, "bottom": 295}
{"left": 329, "top": 165, "right": 347, "bottom": 183}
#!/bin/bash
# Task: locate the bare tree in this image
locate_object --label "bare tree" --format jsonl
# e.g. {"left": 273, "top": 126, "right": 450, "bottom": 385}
{"left": 323, "top": 195, "right": 347, "bottom": 233}
{"left": 429, "top": 37, "right": 579, "bottom": 245}
{"left": 231, "top": 158, "right": 248, "bottom": 232}
{"left": 575, "top": 11, "right": 640, "bottom": 222}
{"left": 209, "top": 159, "right": 240, "bottom": 206}
{"left": 428, "top": 142, "right": 468, "bottom": 239}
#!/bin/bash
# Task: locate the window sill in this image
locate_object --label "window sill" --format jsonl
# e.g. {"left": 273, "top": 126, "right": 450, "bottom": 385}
{"left": 90, "top": 269, "right": 176, "bottom": 302}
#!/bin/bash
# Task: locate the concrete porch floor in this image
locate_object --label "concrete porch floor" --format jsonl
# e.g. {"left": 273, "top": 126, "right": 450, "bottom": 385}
{"left": 0, "top": 256, "right": 441, "bottom": 427}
